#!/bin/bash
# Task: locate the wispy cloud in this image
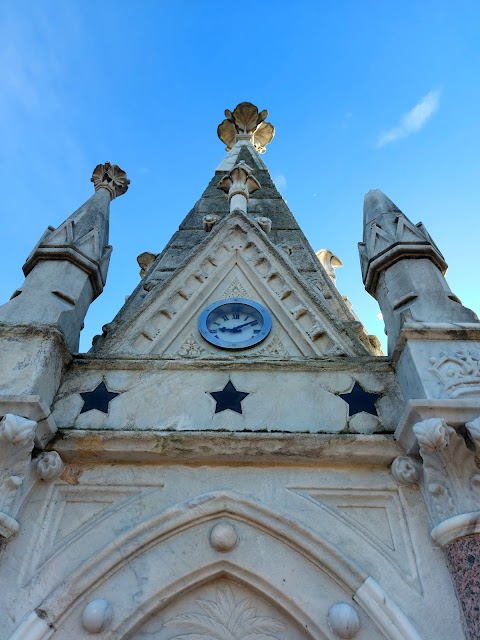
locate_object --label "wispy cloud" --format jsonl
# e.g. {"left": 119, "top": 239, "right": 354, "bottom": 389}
{"left": 274, "top": 174, "right": 287, "bottom": 192}
{"left": 377, "top": 89, "right": 441, "bottom": 148}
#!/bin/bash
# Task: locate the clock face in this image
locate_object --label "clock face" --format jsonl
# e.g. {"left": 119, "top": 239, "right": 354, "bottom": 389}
{"left": 198, "top": 298, "right": 272, "bottom": 350}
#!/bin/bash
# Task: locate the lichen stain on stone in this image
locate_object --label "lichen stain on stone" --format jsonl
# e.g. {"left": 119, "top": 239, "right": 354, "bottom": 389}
{"left": 59, "top": 465, "right": 83, "bottom": 485}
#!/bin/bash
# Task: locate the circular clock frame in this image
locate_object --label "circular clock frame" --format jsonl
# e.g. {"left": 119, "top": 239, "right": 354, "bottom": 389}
{"left": 198, "top": 297, "right": 272, "bottom": 350}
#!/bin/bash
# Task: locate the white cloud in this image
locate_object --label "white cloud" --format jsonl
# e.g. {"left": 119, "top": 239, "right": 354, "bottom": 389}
{"left": 377, "top": 90, "right": 441, "bottom": 148}
{"left": 274, "top": 174, "right": 287, "bottom": 192}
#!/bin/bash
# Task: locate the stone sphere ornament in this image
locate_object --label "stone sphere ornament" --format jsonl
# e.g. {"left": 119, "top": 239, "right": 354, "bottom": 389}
{"left": 327, "top": 603, "right": 361, "bottom": 639}
{"left": 209, "top": 522, "right": 238, "bottom": 552}
{"left": 35, "top": 451, "right": 64, "bottom": 481}
{"left": 82, "top": 599, "right": 113, "bottom": 633}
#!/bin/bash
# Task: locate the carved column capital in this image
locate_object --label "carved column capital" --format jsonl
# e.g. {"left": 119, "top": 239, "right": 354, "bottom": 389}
{"left": 413, "top": 417, "right": 480, "bottom": 532}
{"left": 0, "top": 414, "right": 38, "bottom": 539}
{"left": 217, "top": 161, "right": 260, "bottom": 214}
{"left": 91, "top": 161, "right": 130, "bottom": 199}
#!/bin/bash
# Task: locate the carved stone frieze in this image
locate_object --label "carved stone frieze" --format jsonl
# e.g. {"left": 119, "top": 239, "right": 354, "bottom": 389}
{"left": 413, "top": 418, "right": 480, "bottom": 526}
{"left": 430, "top": 349, "right": 480, "bottom": 398}
{"left": 91, "top": 161, "right": 130, "bottom": 199}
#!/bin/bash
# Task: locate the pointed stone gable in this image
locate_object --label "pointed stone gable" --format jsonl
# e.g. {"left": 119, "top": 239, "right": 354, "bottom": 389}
{"left": 91, "top": 135, "right": 379, "bottom": 357}
{"left": 92, "top": 210, "right": 377, "bottom": 358}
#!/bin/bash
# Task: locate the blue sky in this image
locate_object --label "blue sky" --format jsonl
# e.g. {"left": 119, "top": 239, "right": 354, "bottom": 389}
{"left": 1, "top": 1, "right": 479, "bottom": 353}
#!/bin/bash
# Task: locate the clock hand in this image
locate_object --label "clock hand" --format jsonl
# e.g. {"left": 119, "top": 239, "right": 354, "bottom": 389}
{"left": 232, "top": 319, "right": 259, "bottom": 331}
{"left": 217, "top": 320, "right": 258, "bottom": 333}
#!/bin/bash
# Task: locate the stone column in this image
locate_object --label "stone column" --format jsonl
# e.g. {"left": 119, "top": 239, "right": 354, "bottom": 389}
{"left": 410, "top": 417, "right": 480, "bottom": 639}
{"left": 217, "top": 161, "right": 260, "bottom": 214}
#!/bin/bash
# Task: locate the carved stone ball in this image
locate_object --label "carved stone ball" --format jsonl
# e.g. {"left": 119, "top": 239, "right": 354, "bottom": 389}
{"left": 82, "top": 599, "right": 113, "bottom": 633}
{"left": 209, "top": 522, "right": 238, "bottom": 552}
{"left": 391, "top": 456, "right": 419, "bottom": 486}
{"left": 327, "top": 603, "right": 361, "bottom": 639}
{"left": 36, "top": 451, "right": 64, "bottom": 481}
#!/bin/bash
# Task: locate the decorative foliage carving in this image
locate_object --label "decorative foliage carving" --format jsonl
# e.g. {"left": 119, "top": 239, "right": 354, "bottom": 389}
{"left": 176, "top": 334, "right": 207, "bottom": 358}
{"left": 0, "top": 414, "right": 37, "bottom": 446}
{"left": 222, "top": 278, "right": 248, "bottom": 299}
{"left": 217, "top": 162, "right": 261, "bottom": 214}
{"left": 465, "top": 416, "right": 480, "bottom": 449}
{"left": 203, "top": 214, "right": 219, "bottom": 232}
{"left": 316, "top": 249, "right": 344, "bottom": 284}
{"left": 163, "top": 584, "right": 286, "bottom": 639}
{"left": 429, "top": 349, "right": 480, "bottom": 398}
{"left": 218, "top": 102, "right": 275, "bottom": 153}
{"left": 391, "top": 457, "right": 420, "bottom": 486}
{"left": 137, "top": 251, "right": 158, "bottom": 278}
{"left": 0, "top": 414, "right": 37, "bottom": 525}
{"left": 413, "top": 418, "right": 449, "bottom": 451}
{"left": 255, "top": 335, "right": 291, "bottom": 358}
{"left": 35, "top": 451, "right": 64, "bottom": 481}
{"left": 91, "top": 161, "right": 130, "bottom": 199}
{"left": 413, "top": 418, "right": 480, "bottom": 525}
{"left": 254, "top": 216, "right": 272, "bottom": 234}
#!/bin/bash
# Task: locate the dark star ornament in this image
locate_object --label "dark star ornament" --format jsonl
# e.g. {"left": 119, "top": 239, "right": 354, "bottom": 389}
{"left": 339, "top": 382, "right": 380, "bottom": 417}
{"left": 79, "top": 381, "right": 120, "bottom": 415}
{"left": 209, "top": 380, "right": 249, "bottom": 415}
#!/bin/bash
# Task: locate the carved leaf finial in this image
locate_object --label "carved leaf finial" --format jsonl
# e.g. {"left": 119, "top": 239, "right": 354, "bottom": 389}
{"left": 0, "top": 414, "right": 37, "bottom": 446}
{"left": 91, "top": 161, "right": 130, "bottom": 199}
{"left": 218, "top": 102, "right": 275, "bottom": 153}
{"left": 413, "top": 418, "right": 450, "bottom": 452}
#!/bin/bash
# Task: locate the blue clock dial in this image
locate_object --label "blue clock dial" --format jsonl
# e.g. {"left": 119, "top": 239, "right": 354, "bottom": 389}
{"left": 198, "top": 298, "right": 272, "bottom": 350}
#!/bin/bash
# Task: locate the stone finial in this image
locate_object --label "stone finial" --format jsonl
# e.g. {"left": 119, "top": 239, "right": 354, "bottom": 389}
{"left": 217, "top": 161, "right": 261, "bottom": 214}
{"left": 217, "top": 102, "right": 275, "bottom": 153}
{"left": 137, "top": 252, "right": 158, "bottom": 278}
{"left": 358, "top": 189, "right": 447, "bottom": 292}
{"left": 91, "top": 162, "right": 130, "bottom": 199}
{"left": 316, "top": 249, "right": 343, "bottom": 284}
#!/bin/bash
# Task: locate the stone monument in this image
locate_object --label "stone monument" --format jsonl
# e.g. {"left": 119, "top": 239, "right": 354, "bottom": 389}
{"left": 1, "top": 103, "right": 480, "bottom": 639}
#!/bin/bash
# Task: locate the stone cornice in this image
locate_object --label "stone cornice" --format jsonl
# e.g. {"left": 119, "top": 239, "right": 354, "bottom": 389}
{"left": 52, "top": 430, "right": 401, "bottom": 465}
{"left": 71, "top": 353, "right": 393, "bottom": 372}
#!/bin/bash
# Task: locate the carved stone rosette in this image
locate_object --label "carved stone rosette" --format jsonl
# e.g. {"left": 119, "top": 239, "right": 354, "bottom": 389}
{"left": 91, "top": 161, "right": 130, "bottom": 199}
